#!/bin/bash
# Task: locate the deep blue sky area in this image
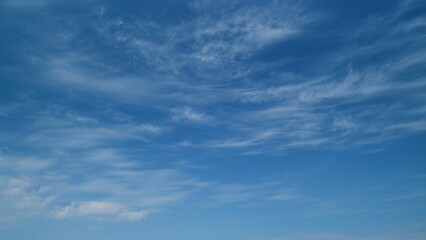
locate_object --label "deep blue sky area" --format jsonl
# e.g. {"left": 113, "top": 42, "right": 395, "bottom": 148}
{"left": 1, "top": 0, "right": 426, "bottom": 239}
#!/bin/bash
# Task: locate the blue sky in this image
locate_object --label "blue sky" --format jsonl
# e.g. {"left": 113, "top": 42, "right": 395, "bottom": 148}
{"left": 1, "top": 0, "right": 426, "bottom": 239}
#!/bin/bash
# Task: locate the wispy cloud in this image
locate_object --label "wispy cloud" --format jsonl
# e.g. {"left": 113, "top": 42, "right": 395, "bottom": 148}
{"left": 172, "top": 107, "right": 212, "bottom": 124}
{"left": 5, "top": 0, "right": 424, "bottom": 153}
{"left": 53, "top": 201, "right": 158, "bottom": 221}
{"left": 1, "top": 0, "right": 426, "bottom": 229}
{"left": 0, "top": 176, "right": 55, "bottom": 223}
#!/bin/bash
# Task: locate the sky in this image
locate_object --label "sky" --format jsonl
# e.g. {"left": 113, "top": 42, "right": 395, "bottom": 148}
{"left": 0, "top": 0, "right": 426, "bottom": 239}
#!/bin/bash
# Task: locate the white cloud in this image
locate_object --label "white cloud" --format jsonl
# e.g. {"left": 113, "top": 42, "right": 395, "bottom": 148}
{"left": 172, "top": 107, "right": 212, "bottom": 124}
{"left": 0, "top": 177, "right": 55, "bottom": 223}
{"left": 53, "top": 201, "right": 158, "bottom": 221}
{"left": 185, "top": 1, "right": 312, "bottom": 63}
{"left": 0, "top": 151, "right": 210, "bottom": 223}
{"left": 200, "top": 129, "right": 282, "bottom": 149}
{"left": 4, "top": 0, "right": 425, "bottom": 154}
{"left": 1, "top": 0, "right": 426, "bottom": 226}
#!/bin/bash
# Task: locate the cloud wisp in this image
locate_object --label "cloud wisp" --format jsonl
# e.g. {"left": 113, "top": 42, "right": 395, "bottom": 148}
{"left": 1, "top": 0, "right": 426, "bottom": 230}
